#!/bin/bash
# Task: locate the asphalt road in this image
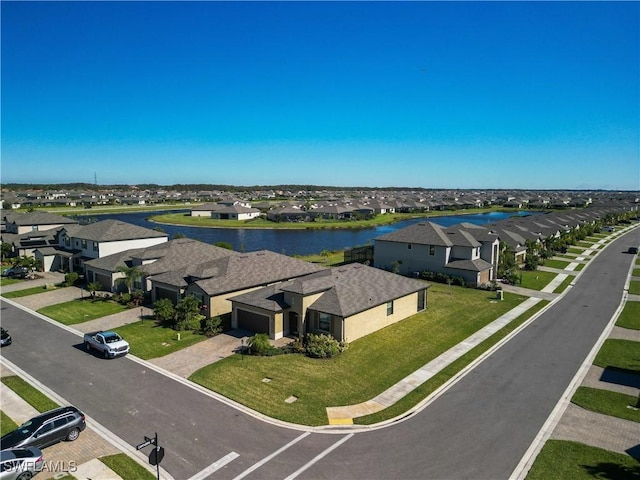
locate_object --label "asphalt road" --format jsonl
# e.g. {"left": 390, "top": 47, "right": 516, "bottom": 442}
{"left": 1, "top": 226, "right": 638, "bottom": 480}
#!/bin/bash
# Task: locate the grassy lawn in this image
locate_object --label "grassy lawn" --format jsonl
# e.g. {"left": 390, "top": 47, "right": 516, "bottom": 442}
{"left": 112, "top": 320, "right": 208, "bottom": 359}
{"left": 617, "top": 302, "right": 640, "bottom": 330}
{"left": 593, "top": 339, "right": 640, "bottom": 372}
{"left": 0, "top": 277, "right": 22, "bottom": 287}
{"left": 526, "top": 440, "right": 640, "bottom": 480}
{"left": 572, "top": 386, "right": 640, "bottom": 422}
{"left": 1, "top": 376, "right": 59, "bottom": 412}
{"left": 190, "top": 284, "right": 529, "bottom": 426}
{"left": 628, "top": 281, "right": 640, "bottom": 296}
{"left": 294, "top": 250, "right": 347, "bottom": 267}
{"left": 38, "top": 298, "right": 128, "bottom": 325}
{"left": 1, "top": 283, "right": 65, "bottom": 298}
{"left": 543, "top": 259, "right": 570, "bottom": 270}
{"left": 1, "top": 410, "right": 18, "bottom": 435}
{"left": 633, "top": 268, "right": 640, "bottom": 278}
{"left": 553, "top": 275, "right": 574, "bottom": 294}
{"left": 100, "top": 453, "right": 155, "bottom": 480}
{"left": 519, "top": 270, "right": 558, "bottom": 291}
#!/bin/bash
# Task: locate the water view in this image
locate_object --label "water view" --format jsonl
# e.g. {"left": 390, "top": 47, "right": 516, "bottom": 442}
{"left": 72, "top": 210, "right": 538, "bottom": 256}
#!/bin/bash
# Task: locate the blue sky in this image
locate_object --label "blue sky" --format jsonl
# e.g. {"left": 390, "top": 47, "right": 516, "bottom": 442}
{"left": 1, "top": 1, "right": 638, "bottom": 190}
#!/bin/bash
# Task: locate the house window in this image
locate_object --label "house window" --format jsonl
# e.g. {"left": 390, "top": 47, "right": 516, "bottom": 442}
{"left": 418, "top": 289, "right": 426, "bottom": 311}
{"left": 92, "top": 242, "right": 98, "bottom": 252}
{"left": 386, "top": 301, "right": 394, "bottom": 316}
{"left": 64, "top": 236, "right": 70, "bottom": 247}
{"left": 407, "top": 244, "right": 412, "bottom": 250}
{"left": 81, "top": 239, "right": 87, "bottom": 249}
{"left": 318, "top": 313, "right": 331, "bottom": 333}
{"left": 429, "top": 245, "right": 435, "bottom": 256}
{"left": 31, "top": 225, "right": 39, "bottom": 231}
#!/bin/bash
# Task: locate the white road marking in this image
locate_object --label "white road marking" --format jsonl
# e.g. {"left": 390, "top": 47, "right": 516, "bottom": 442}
{"left": 187, "top": 451, "right": 239, "bottom": 480}
{"left": 284, "top": 433, "right": 354, "bottom": 480}
{"left": 233, "top": 431, "right": 312, "bottom": 480}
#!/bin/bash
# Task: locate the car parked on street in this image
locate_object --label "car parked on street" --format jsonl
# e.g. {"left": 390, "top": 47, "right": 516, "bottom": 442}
{"left": 0, "top": 328, "right": 11, "bottom": 347}
{"left": 0, "top": 446, "right": 43, "bottom": 480}
{"left": 628, "top": 246, "right": 639, "bottom": 254}
{"left": 0, "top": 406, "right": 86, "bottom": 450}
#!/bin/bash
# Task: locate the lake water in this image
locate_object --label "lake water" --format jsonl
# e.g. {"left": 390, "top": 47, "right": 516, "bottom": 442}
{"left": 72, "top": 210, "right": 537, "bottom": 256}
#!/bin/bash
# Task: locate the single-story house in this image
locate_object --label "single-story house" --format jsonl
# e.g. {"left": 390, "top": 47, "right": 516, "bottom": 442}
{"left": 229, "top": 263, "right": 430, "bottom": 341}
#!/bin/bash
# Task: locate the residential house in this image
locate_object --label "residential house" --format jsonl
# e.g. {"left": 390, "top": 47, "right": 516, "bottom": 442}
{"left": 35, "top": 219, "right": 168, "bottom": 274}
{"left": 229, "top": 263, "right": 430, "bottom": 341}
{"left": 373, "top": 221, "right": 498, "bottom": 286}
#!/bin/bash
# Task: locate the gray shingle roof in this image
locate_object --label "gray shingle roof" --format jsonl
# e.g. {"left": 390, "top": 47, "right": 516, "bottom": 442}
{"left": 375, "top": 222, "right": 454, "bottom": 246}
{"left": 283, "top": 263, "right": 430, "bottom": 317}
{"left": 4, "top": 211, "right": 78, "bottom": 226}
{"left": 61, "top": 219, "right": 168, "bottom": 242}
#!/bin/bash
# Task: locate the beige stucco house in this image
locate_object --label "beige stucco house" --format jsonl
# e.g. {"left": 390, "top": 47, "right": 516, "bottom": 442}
{"left": 229, "top": 263, "right": 430, "bottom": 341}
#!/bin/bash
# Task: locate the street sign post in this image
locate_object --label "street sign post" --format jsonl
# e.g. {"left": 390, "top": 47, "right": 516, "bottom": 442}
{"left": 136, "top": 432, "right": 162, "bottom": 480}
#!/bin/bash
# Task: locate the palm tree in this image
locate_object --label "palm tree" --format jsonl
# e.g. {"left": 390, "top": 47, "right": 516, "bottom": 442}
{"left": 115, "top": 265, "right": 143, "bottom": 294}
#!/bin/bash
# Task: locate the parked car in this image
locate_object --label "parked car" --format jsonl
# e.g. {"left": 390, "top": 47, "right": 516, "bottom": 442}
{"left": 0, "top": 267, "right": 29, "bottom": 279}
{"left": 0, "top": 328, "right": 11, "bottom": 347}
{"left": 629, "top": 246, "right": 639, "bottom": 255}
{"left": 0, "top": 447, "right": 43, "bottom": 480}
{"left": 0, "top": 406, "right": 86, "bottom": 450}
{"left": 84, "top": 331, "right": 130, "bottom": 358}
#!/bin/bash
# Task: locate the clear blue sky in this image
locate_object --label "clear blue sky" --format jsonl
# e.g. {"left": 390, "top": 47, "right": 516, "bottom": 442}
{"left": 2, "top": 1, "right": 638, "bottom": 190}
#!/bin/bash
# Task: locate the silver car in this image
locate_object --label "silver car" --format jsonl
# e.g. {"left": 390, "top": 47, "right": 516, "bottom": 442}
{"left": 0, "top": 447, "right": 43, "bottom": 480}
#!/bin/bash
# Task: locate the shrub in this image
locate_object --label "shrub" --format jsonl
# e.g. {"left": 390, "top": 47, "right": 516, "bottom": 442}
{"left": 248, "top": 333, "right": 281, "bottom": 356}
{"left": 153, "top": 298, "right": 175, "bottom": 324}
{"left": 202, "top": 316, "right": 223, "bottom": 337}
{"left": 64, "top": 272, "right": 79, "bottom": 287}
{"left": 304, "top": 333, "right": 347, "bottom": 358}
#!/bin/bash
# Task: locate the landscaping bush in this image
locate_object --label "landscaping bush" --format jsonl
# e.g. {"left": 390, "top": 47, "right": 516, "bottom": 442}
{"left": 153, "top": 298, "right": 175, "bottom": 324}
{"left": 420, "top": 271, "right": 466, "bottom": 287}
{"left": 201, "top": 316, "right": 223, "bottom": 337}
{"left": 248, "top": 333, "right": 281, "bottom": 356}
{"left": 304, "top": 333, "right": 348, "bottom": 358}
{"left": 64, "top": 272, "right": 79, "bottom": 287}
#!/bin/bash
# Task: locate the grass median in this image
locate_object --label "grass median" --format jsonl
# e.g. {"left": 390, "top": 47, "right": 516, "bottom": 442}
{"left": 2, "top": 283, "right": 66, "bottom": 298}
{"left": 190, "top": 284, "right": 530, "bottom": 426}
{"left": 1, "top": 376, "right": 60, "bottom": 413}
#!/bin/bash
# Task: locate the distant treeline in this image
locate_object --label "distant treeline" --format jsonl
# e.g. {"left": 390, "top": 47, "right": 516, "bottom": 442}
{"left": 3, "top": 183, "right": 431, "bottom": 192}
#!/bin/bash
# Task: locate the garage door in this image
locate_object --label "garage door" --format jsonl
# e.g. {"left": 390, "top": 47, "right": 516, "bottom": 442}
{"left": 155, "top": 287, "right": 177, "bottom": 303}
{"left": 237, "top": 309, "right": 270, "bottom": 334}
{"left": 94, "top": 273, "right": 111, "bottom": 291}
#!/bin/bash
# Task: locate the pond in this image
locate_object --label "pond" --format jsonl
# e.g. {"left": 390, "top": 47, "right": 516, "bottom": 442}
{"left": 72, "top": 210, "right": 538, "bottom": 256}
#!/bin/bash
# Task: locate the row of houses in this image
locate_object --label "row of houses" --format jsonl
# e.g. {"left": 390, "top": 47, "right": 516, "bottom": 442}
{"left": 372, "top": 206, "right": 635, "bottom": 286}
{"left": 1, "top": 201, "right": 636, "bottom": 342}
{"left": 1, "top": 212, "right": 429, "bottom": 343}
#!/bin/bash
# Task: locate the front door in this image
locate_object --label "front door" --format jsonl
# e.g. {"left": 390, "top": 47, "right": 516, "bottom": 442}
{"left": 288, "top": 312, "right": 299, "bottom": 337}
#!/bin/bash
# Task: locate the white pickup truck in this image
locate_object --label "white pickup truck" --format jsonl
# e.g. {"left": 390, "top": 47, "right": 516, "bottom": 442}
{"left": 83, "top": 331, "right": 130, "bottom": 358}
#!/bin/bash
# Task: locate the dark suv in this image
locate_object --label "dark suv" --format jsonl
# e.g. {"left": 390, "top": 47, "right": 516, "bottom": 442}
{"left": 0, "top": 406, "right": 86, "bottom": 450}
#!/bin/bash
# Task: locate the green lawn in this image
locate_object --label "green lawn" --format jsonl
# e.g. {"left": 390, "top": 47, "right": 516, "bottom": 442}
{"left": 190, "top": 284, "right": 529, "bottom": 426}
{"left": 1, "top": 410, "right": 18, "bottom": 435}
{"left": 100, "top": 454, "right": 155, "bottom": 480}
{"left": 633, "top": 268, "right": 640, "bottom": 278}
{"left": 112, "top": 320, "right": 208, "bottom": 359}
{"left": 617, "top": 302, "right": 640, "bottom": 330}
{"left": 0, "top": 277, "right": 21, "bottom": 287}
{"left": 294, "top": 250, "right": 346, "bottom": 267}
{"left": 1, "top": 376, "right": 59, "bottom": 412}
{"left": 526, "top": 440, "right": 640, "bottom": 480}
{"left": 572, "top": 386, "right": 640, "bottom": 423}
{"left": 1, "top": 283, "right": 65, "bottom": 298}
{"left": 519, "top": 270, "right": 558, "bottom": 291}
{"left": 38, "top": 298, "right": 128, "bottom": 325}
{"left": 629, "top": 281, "right": 640, "bottom": 296}
{"left": 543, "top": 259, "right": 571, "bottom": 270}
{"left": 593, "top": 339, "right": 640, "bottom": 372}
{"left": 553, "top": 275, "right": 574, "bottom": 294}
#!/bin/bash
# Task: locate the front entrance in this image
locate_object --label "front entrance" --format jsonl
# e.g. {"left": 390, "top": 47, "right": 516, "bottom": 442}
{"left": 288, "top": 312, "right": 299, "bottom": 336}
